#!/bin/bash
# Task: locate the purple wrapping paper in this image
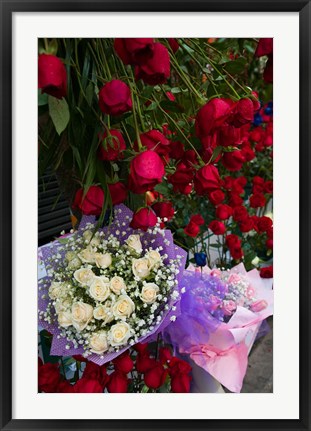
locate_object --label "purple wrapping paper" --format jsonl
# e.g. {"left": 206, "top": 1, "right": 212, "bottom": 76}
{"left": 38, "top": 204, "right": 187, "bottom": 365}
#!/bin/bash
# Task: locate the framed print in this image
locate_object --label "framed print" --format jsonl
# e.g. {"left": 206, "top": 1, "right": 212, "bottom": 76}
{"left": 1, "top": 0, "right": 310, "bottom": 430}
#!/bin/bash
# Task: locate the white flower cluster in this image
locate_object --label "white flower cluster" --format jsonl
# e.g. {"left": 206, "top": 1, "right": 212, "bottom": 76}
{"left": 39, "top": 223, "right": 181, "bottom": 358}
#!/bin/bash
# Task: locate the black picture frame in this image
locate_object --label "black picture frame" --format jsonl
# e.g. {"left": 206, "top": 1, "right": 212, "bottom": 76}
{"left": 1, "top": 1, "right": 310, "bottom": 430}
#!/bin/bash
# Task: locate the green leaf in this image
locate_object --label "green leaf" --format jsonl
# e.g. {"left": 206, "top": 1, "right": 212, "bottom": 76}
{"left": 154, "top": 182, "right": 169, "bottom": 195}
{"left": 38, "top": 90, "right": 48, "bottom": 106}
{"left": 48, "top": 96, "right": 70, "bottom": 135}
{"left": 160, "top": 100, "right": 184, "bottom": 113}
{"left": 85, "top": 82, "right": 94, "bottom": 106}
{"left": 141, "top": 384, "right": 149, "bottom": 393}
{"left": 170, "top": 87, "right": 182, "bottom": 94}
{"left": 211, "top": 146, "right": 223, "bottom": 162}
{"left": 145, "top": 101, "right": 157, "bottom": 111}
{"left": 223, "top": 57, "right": 247, "bottom": 75}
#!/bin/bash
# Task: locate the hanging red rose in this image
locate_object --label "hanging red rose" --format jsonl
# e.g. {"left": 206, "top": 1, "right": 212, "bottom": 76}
{"left": 98, "top": 79, "right": 132, "bottom": 116}
{"left": 128, "top": 150, "right": 165, "bottom": 194}
{"left": 98, "top": 129, "right": 126, "bottom": 161}
{"left": 38, "top": 363, "right": 61, "bottom": 393}
{"left": 130, "top": 207, "right": 158, "bottom": 231}
{"left": 38, "top": 54, "right": 67, "bottom": 99}
{"left": 108, "top": 182, "right": 128, "bottom": 205}
{"left": 107, "top": 371, "right": 129, "bottom": 393}
{"left": 194, "top": 164, "right": 221, "bottom": 195}
{"left": 72, "top": 186, "right": 104, "bottom": 216}
{"left": 135, "top": 43, "right": 170, "bottom": 85}
{"left": 114, "top": 38, "right": 154, "bottom": 65}
{"left": 195, "top": 98, "right": 235, "bottom": 139}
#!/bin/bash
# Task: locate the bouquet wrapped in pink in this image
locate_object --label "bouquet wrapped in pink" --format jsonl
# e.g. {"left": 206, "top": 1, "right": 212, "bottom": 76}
{"left": 166, "top": 263, "right": 273, "bottom": 392}
{"left": 38, "top": 204, "right": 187, "bottom": 366}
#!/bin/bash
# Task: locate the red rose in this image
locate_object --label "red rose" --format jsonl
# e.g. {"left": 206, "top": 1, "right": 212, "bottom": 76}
{"left": 168, "top": 38, "right": 180, "bottom": 53}
{"left": 241, "top": 144, "right": 256, "bottom": 162}
{"left": 98, "top": 79, "right": 132, "bottom": 116}
{"left": 98, "top": 129, "right": 126, "bottom": 161}
{"left": 218, "top": 124, "right": 241, "bottom": 147}
{"left": 267, "top": 226, "right": 273, "bottom": 239}
{"left": 209, "top": 189, "right": 225, "bottom": 206}
{"left": 228, "top": 193, "right": 243, "bottom": 207}
{"left": 135, "top": 43, "right": 170, "bottom": 85}
{"left": 208, "top": 220, "right": 226, "bottom": 235}
{"left": 152, "top": 201, "right": 175, "bottom": 221}
{"left": 133, "top": 342, "right": 148, "bottom": 354}
{"left": 195, "top": 98, "right": 235, "bottom": 138}
{"left": 137, "top": 129, "right": 170, "bottom": 156}
{"left": 194, "top": 164, "right": 221, "bottom": 195}
{"left": 266, "top": 239, "right": 273, "bottom": 249}
{"left": 229, "top": 245, "right": 243, "bottom": 260}
{"left": 233, "top": 206, "right": 249, "bottom": 223}
{"left": 108, "top": 182, "right": 127, "bottom": 205}
{"left": 130, "top": 207, "right": 157, "bottom": 231}
{"left": 38, "top": 54, "right": 67, "bottom": 99}
{"left": 184, "top": 221, "right": 200, "bottom": 238}
{"left": 257, "top": 216, "right": 273, "bottom": 233}
{"left": 38, "top": 363, "right": 61, "bottom": 393}
{"left": 169, "top": 141, "right": 185, "bottom": 160}
{"left": 82, "top": 361, "right": 109, "bottom": 387}
{"left": 168, "top": 164, "right": 193, "bottom": 194}
{"left": 57, "top": 380, "right": 75, "bottom": 393}
{"left": 216, "top": 204, "right": 233, "bottom": 220}
{"left": 264, "top": 180, "right": 273, "bottom": 194}
{"left": 190, "top": 214, "right": 205, "bottom": 226}
{"left": 260, "top": 266, "right": 273, "bottom": 278}
{"left": 144, "top": 363, "right": 168, "bottom": 389}
{"left": 159, "top": 347, "right": 173, "bottom": 364}
{"left": 250, "top": 128, "right": 264, "bottom": 143}
{"left": 72, "top": 186, "right": 104, "bottom": 216}
{"left": 231, "top": 98, "right": 254, "bottom": 127}
{"left": 225, "top": 234, "right": 241, "bottom": 248}
{"left": 107, "top": 371, "right": 129, "bottom": 393}
{"left": 168, "top": 357, "right": 192, "bottom": 376}
{"left": 136, "top": 354, "right": 157, "bottom": 373}
{"left": 264, "top": 54, "right": 273, "bottom": 83}
{"left": 171, "top": 373, "right": 192, "bottom": 393}
{"left": 38, "top": 357, "right": 43, "bottom": 367}
{"left": 129, "top": 150, "right": 165, "bottom": 194}
{"left": 250, "top": 193, "right": 266, "bottom": 208}
{"left": 255, "top": 38, "right": 273, "bottom": 57}
{"left": 113, "top": 352, "right": 134, "bottom": 374}
{"left": 74, "top": 378, "right": 103, "bottom": 393}
{"left": 239, "top": 217, "right": 254, "bottom": 233}
{"left": 114, "top": 38, "right": 154, "bottom": 65}
{"left": 222, "top": 150, "right": 245, "bottom": 171}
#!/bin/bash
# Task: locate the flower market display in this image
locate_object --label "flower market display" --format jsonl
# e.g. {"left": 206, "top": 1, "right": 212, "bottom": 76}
{"left": 38, "top": 37, "right": 273, "bottom": 393}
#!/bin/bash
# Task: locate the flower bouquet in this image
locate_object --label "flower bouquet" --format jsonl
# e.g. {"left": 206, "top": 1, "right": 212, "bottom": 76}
{"left": 38, "top": 204, "right": 187, "bottom": 365}
{"left": 166, "top": 263, "right": 273, "bottom": 392}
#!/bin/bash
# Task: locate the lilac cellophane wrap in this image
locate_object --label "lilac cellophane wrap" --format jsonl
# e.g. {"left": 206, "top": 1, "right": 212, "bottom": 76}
{"left": 38, "top": 204, "right": 187, "bottom": 366}
{"left": 166, "top": 263, "right": 273, "bottom": 392}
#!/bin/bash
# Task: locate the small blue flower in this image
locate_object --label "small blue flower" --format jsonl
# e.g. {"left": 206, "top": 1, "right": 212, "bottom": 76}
{"left": 194, "top": 252, "right": 207, "bottom": 267}
{"left": 264, "top": 102, "right": 273, "bottom": 116}
{"left": 253, "top": 113, "right": 263, "bottom": 126}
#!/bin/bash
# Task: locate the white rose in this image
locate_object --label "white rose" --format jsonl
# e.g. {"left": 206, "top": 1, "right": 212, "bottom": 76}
{"left": 110, "top": 276, "right": 127, "bottom": 295}
{"left": 48, "top": 282, "right": 65, "bottom": 300}
{"left": 89, "top": 331, "right": 108, "bottom": 354}
{"left": 67, "top": 257, "right": 82, "bottom": 270}
{"left": 93, "top": 301, "right": 114, "bottom": 323}
{"left": 65, "top": 251, "right": 78, "bottom": 262}
{"left": 140, "top": 283, "right": 159, "bottom": 304}
{"left": 132, "top": 258, "right": 151, "bottom": 279}
{"left": 54, "top": 295, "right": 72, "bottom": 313}
{"left": 78, "top": 246, "right": 96, "bottom": 264}
{"left": 145, "top": 250, "right": 162, "bottom": 269}
{"left": 89, "top": 277, "right": 110, "bottom": 302}
{"left": 71, "top": 302, "right": 93, "bottom": 332}
{"left": 74, "top": 268, "right": 95, "bottom": 286}
{"left": 95, "top": 253, "right": 112, "bottom": 269}
{"left": 125, "top": 234, "right": 143, "bottom": 254}
{"left": 108, "top": 322, "right": 132, "bottom": 347}
{"left": 83, "top": 230, "right": 101, "bottom": 246}
{"left": 58, "top": 311, "right": 72, "bottom": 328}
{"left": 112, "top": 295, "right": 135, "bottom": 319}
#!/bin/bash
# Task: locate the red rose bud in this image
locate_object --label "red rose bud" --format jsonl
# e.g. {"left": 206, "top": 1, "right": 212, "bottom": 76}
{"left": 250, "top": 193, "right": 266, "bottom": 208}
{"left": 108, "top": 182, "right": 128, "bottom": 205}
{"left": 181, "top": 149, "right": 198, "bottom": 168}
{"left": 194, "top": 164, "right": 221, "bottom": 196}
{"left": 233, "top": 206, "right": 249, "bottom": 223}
{"left": 208, "top": 220, "right": 226, "bottom": 235}
{"left": 72, "top": 186, "right": 104, "bottom": 216}
{"left": 144, "top": 363, "right": 168, "bottom": 389}
{"left": 216, "top": 204, "right": 233, "bottom": 220}
{"left": 82, "top": 361, "right": 109, "bottom": 387}
{"left": 229, "top": 245, "right": 244, "bottom": 260}
{"left": 130, "top": 207, "right": 157, "bottom": 231}
{"left": 228, "top": 193, "right": 244, "bottom": 207}
{"left": 195, "top": 98, "right": 235, "bottom": 139}
{"left": 38, "top": 363, "right": 61, "bottom": 393}
{"left": 218, "top": 124, "right": 241, "bottom": 147}
{"left": 184, "top": 221, "right": 200, "bottom": 238}
{"left": 114, "top": 38, "right": 154, "bottom": 65}
{"left": 166, "top": 91, "right": 175, "bottom": 101}
{"left": 266, "top": 239, "right": 273, "bottom": 249}
{"left": 264, "top": 181, "right": 273, "bottom": 194}
{"left": 38, "top": 54, "right": 67, "bottom": 99}
{"left": 133, "top": 342, "right": 148, "bottom": 354}
{"left": 113, "top": 352, "right": 134, "bottom": 374}
{"left": 168, "top": 164, "right": 193, "bottom": 194}
{"left": 255, "top": 38, "right": 273, "bottom": 57}
{"left": 230, "top": 98, "right": 254, "bottom": 127}
{"left": 136, "top": 129, "right": 170, "bottom": 156}
{"left": 168, "top": 357, "right": 192, "bottom": 376}
{"left": 169, "top": 141, "right": 185, "bottom": 160}
{"left": 209, "top": 189, "right": 225, "bottom": 206}
{"left": 99, "top": 79, "right": 132, "bottom": 116}
{"left": 225, "top": 234, "right": 241, "bottom": 248}
{"left": 136, "top": 353, "right": 157, "bottom": 373}
{"left": 129, "top": 150, "right": 165, "bottom": 194}
{"left": 241, "top": 144, "right": 256, "bottom": 162}
{"left": 260, "top": 265, "right": 273, "bottom": 278}
{"left": 171, "top": 373, "right": 192, "bottom": 393}
{"left": 135, "top": 42, "right": 170, "bottom": 85}
{"left": 257, "top": 216, "right": 273, "bottom": 233}
{"left": 107, "top": 371, "right": 129, "bottom": 393}
{"left": 152, "top": 201, "right": 175, "bottom": 221}
{"left": 98, "top": 129, "right": 126, "bottom": 161}
{"left": 190, "top": 214, "right": 205, "bottom": 226}
{"left": 222, "top": 150, "right": 245, "bottom": 171}
{"left": 74, "top": 378, "right": 103, "bottom": 393}
{"left": 239, "top": 217, "right": 254, "bottom": 233}
{"left": 168, "top": 38, "right": 180, "bottom": 53}
{"left": 159, "top": 347, "right": 173, "bottom": 364}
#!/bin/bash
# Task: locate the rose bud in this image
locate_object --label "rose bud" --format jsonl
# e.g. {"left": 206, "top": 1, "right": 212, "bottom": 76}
{"left": 195, "top": 98, "right": 235, "bottom": 139}
{"left": 266, "top": 239, "right": 273, "bottom": 249}
{"left": 130, "top": 207, "right": 157, "bottom": 231}
{"left": 38, "top": 363, "right": 61, "bottom": 393}
{"left": 241, "top": 144, "right": 256, "bottom": 162}
{"left": 249, "top": 193, "right": 266, "bottom": 208}
{"left": 135, "top": 42, "right": 170, "bottom": 85}
{"left": 168, "top": 164, "right": 194, "bottom": 194}
{"left": 114, "top": 38, "right": 154, "bottom": 65}
{"left": 107, "top": 371, "right": 129, "bottom": 393}
{"left": 208, "top": 220, "right": 226, "bottom": 235}
{"left": 144, "top": 363, "right": 168, "bottom": 389}
{"left": 159, "top": 347, "right": 173, "bottom": 364}
{"left": 98, "top": 129, "right": 126, "bottom": 161}
{"left": 257, "top": 216, "right": 273, "bottom": 233}
{"left": 169, "top": 141, "right": 185, "bottom": 160}
{"left": 209, "top": 189, "right": 225, "bottom": 206}
{"left": 136, "top": 129, "right": 171, "bottom": 156}
{"left": 259, "top": 265, "right": 273, "bottom": 278}
{"left": 152, "top": 201, "right": 175, "bottom": 221}
{"left": 221, "top": 150, "right": 245, "bottom": 171}
{"left": 108, "top": 182, "right": 128, "bottom": 205}
{"left": 38, "top": 54, "right": 67, "bottom": 99}
{"left": 194, "top": 164, "right": 221, "bottom": 196}
{"left": 229, "top": 245, "right": 244, "bottom": 260}
{"left": 239, "top": 217, "right": 254, "bottom": 233}
{"left": 113, "top": 352, "right": 134, "bottom": 374}
{"left": 190, "top": 214, "right": 205, "bottom": 226}
{"left": 218, "top": 124, "right": 241, "bottom": 147}
{"left": 216, "top": 204, "right": 233, "bottom": 220}
{"left": 128, "top": 150, "right": 165, "bottom": 194}
{"left": 99, "top": 79, "right": 132, "bottom": 116}
{"left": 194, "top": 252, "right": 207, "bottom": 267}
{"left": 74, "top": 378, "right": 103, "bottom": 393}
{"left": 228, "top": 193, "right": 244, "bottom": 207}
{"left": 184, "top": 221, "right": 200, "bottom": 238}
{"left": 136, "top": 353, "right": 157, "bottom": 373}
{"left": 255, "top": 38, "right": 273, "bottom": 57}
{"left": 225, "top": 234, "right": 241, "bottom": 248}
{"left": 230, "top": 98, "right": 254, "bottom": 127}
{"left": 72, "top": 185, "right": 104, "bottom": 216}
{"left": 168, "top": 38, "right": 180, "bottom": 53}
{"left": 168, "top": 357, "right": 192, "bottom": 376}
{"left": 233, "top": 206, "right": 249, "bottom": 223}
{"left": 171, "top": 373, "right": 192, "bottom": 393}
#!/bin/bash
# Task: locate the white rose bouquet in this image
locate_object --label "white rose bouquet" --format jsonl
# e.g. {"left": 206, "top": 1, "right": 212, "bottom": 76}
{"left": 38, "top": 205, "right": 186, "bottom": 365}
